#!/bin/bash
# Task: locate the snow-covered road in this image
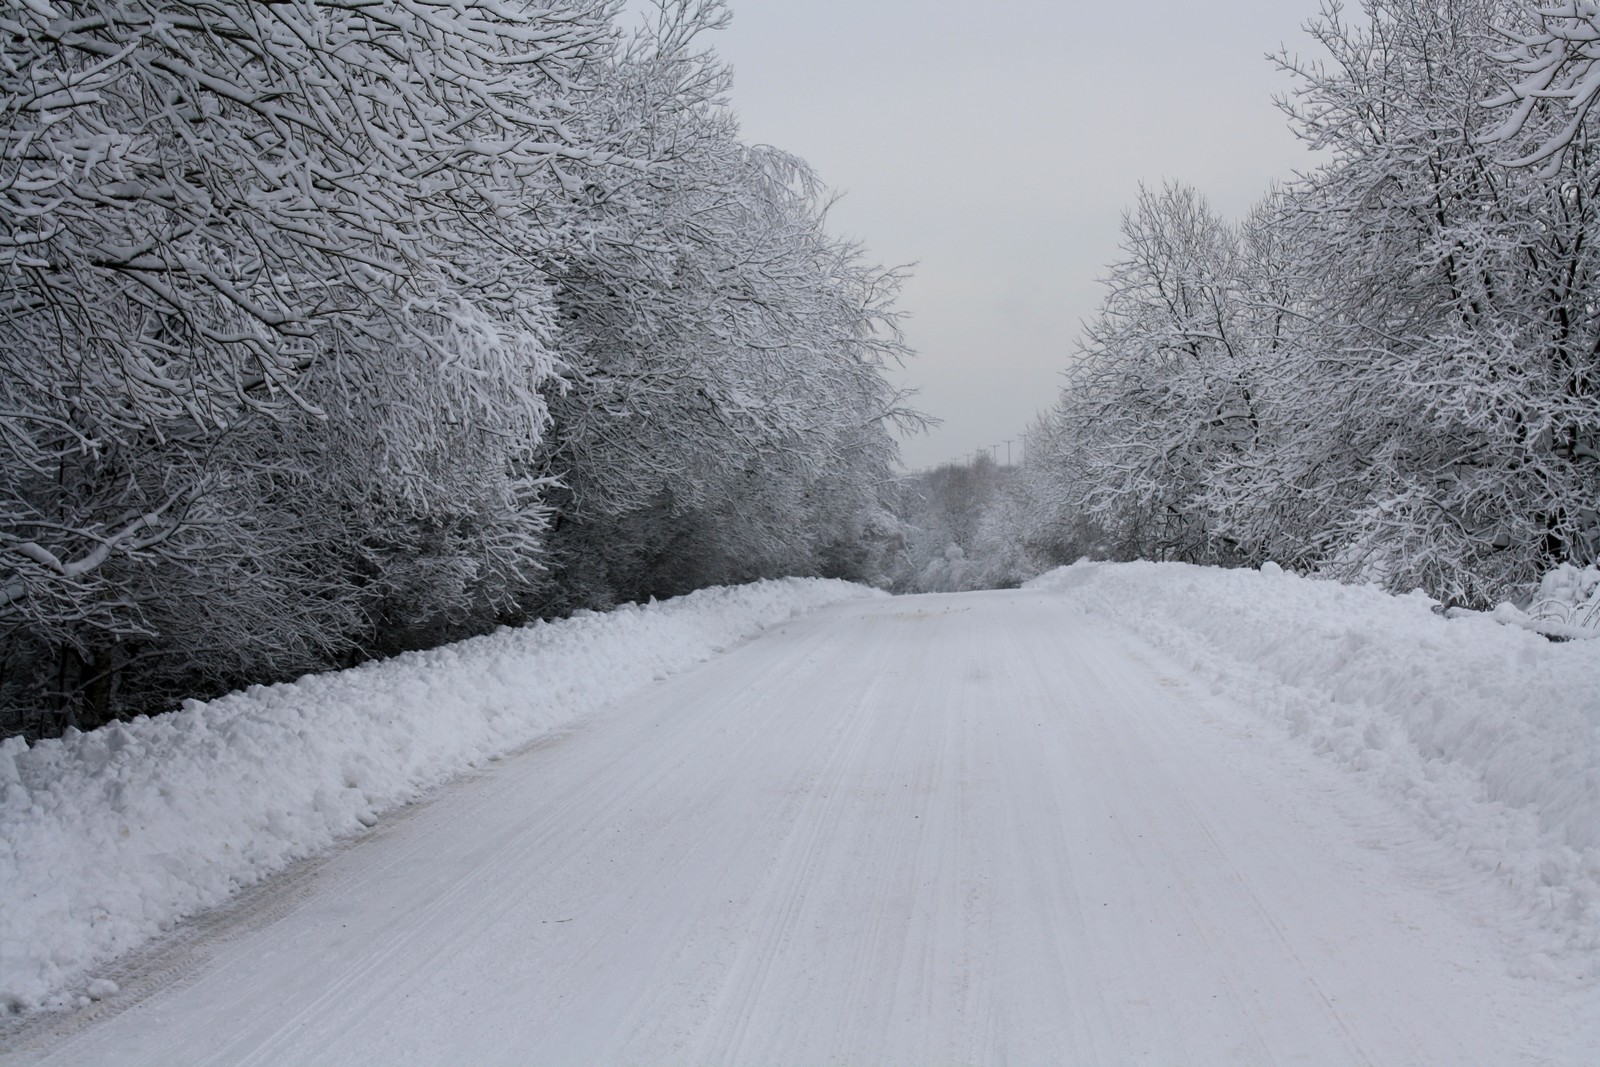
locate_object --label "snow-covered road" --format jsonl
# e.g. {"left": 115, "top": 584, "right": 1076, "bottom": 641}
{"left": 5, "top": 589, "right": 1590, "bottom": 1064}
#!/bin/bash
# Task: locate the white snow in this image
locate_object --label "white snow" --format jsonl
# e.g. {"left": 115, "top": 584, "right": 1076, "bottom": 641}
{"left": 6, "top": 562, "right": 1600, "bottom": 1063}
{"left": 82, "top": 980, "right": 117, "bottom": 1002}
{"left": 0, "top": 578, "right": 881, "bottom": 1012}
{"left": 1028, "top": 559, "right": 1600, "bottom": 977}
{"left": 7, "top": 584, "right": 1591, "bottom": 1065}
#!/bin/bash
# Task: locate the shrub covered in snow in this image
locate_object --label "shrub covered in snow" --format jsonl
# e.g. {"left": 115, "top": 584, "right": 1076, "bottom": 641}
{"left": 1525, "top": 564, "right": 1600, "bottom": 631}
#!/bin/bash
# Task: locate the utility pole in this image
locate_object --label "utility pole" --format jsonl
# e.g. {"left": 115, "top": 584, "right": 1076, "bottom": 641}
{"left": 1005, "top": 439, "right": 1014, "bottom": 466}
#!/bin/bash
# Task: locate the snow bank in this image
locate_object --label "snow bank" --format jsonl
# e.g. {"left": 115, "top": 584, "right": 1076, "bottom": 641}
{"left": 1029, "top": 561, "right": 1600, "bottom": 975}
{"left": 0, "top": 578, "right": 880, "bottom": 1011}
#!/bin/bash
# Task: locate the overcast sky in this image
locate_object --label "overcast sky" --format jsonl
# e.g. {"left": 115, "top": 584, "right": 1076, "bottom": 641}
{"left": 685, "top": 0, "right": 1331, "bottom": 470}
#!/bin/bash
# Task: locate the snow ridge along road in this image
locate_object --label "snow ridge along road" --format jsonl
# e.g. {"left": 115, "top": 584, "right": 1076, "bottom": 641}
{"left": 0, "top": 578, "right": 879, "bottom": 1011}
{"left": 6, "top": 588, "right": 1595, "bottom": 1064}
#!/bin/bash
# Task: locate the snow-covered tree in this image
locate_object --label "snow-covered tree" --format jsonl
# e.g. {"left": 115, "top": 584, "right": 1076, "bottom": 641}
{"left": 1266, "top": 0, "right": 1600, "bottom": 602}
{"left": 1, "top": 0, "right": 924, "bottom": 735}
{"left": 888, "top": 454, "right": 1044, "bottom": 593}
{"left": 1486, "top": 1, "right": 1600, "bottom": 170}
{"left": 1017, "top": 0, "right": 1600, "bottom": 608}
{"left": 532, "top": 10, "right": 918, "bottom": 608}
{"left": 1, "top": 0, "right": 622, "bottom": 728}
{"left": 1037, "top": 183, "right": 1264, "bottom": 564}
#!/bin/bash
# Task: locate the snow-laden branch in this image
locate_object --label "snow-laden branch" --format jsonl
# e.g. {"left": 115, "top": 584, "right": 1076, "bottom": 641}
{"left": 1484, "top": 2, "right": 1600, "bottom": 172}
{"left": 1, "top": 485, "right": 195, "bottom": 611}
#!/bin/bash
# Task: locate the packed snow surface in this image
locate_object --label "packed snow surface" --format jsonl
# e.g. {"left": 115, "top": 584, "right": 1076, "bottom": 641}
{"left": 0, "top": 578, "right": 880, "bottom": 1011}
{"left": 1028, "top": 560, "right": 1600, "bottom": 977}
{"left": 3, "top": 564, "right": 1598, "bottom": 1064}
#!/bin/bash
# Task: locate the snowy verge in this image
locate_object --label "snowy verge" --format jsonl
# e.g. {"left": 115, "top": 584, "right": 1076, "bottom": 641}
{"left": 1028, "top": 560, "right": 1600, "bottom": 978}
{"left": 0, "top": 578, "right": 881, "bottom": 1011}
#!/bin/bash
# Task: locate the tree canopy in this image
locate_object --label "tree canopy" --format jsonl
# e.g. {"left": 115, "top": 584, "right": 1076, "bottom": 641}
{"left": 0, "top": 0, "right": 919, "bottom": 737}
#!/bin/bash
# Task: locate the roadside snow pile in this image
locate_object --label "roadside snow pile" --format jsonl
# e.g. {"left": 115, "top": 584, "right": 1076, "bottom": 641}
{"left": 1030, "top": 561, "right": 1600, "bottom": 975}
{"left": 0, "top": 578, "right": 879, "bottom": 1012}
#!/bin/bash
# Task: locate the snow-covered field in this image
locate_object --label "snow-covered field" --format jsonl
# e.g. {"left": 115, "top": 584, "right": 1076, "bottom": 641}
{"left": 0, "top": 578, "right": 881, "bottom": 1012}
{"left": 1028, "top": 560, "right": 1600, "bottom": 979}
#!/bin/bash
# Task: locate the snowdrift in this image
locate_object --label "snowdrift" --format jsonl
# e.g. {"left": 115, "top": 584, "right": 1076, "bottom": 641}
{"left": 0, "top": 578, "right": 881, "bottom": 1011}
{"left": 1030, "top": 560, "right": 1600, "bottom": 975}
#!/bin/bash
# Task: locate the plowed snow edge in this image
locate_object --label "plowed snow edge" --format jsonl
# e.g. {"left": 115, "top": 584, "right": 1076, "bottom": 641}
{"left": 0, "top": 578, "right": 883, "bottom": 1011}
